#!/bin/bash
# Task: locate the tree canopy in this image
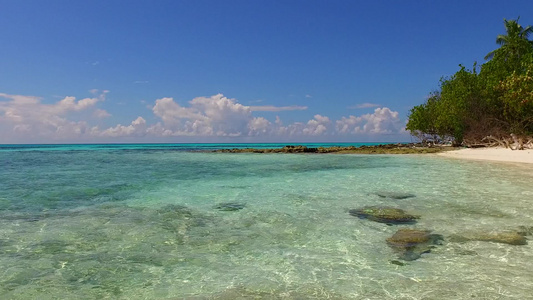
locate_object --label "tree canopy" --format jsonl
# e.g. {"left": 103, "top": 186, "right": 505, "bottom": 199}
{"left": 484, "top": 17, "right": 533, "bottom": 61}
{"left": 407, "top": 18, "right": 533, "bottom": 147}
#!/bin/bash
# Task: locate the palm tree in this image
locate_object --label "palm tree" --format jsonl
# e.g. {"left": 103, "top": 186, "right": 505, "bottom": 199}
{"left": 484, "top": 17, "right": 533, "bottom": 61}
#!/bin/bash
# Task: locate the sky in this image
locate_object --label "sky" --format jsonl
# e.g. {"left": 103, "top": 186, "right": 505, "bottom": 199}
{"left": 1, "top": 0, "right": 532, "bottom": 144}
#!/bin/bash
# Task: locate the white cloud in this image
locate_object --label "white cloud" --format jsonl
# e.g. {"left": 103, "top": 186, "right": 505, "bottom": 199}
{"left": 361, "top": 107, "right": 402, "bottom": 134}
{"left": 348, "top": 102, "right": 381, "bottom": 109}
{"left": 336, "top": 107, "right": 403, "bottom": 134}
{"left": 1, "top": 92, "right": 406, "bottom": 142}
{"left": 150, "top": 94, "right": 311, "bottom": 137}
{"left": 271, "top": 114, "right": 331, "bottom": 137}
{"left": 0, "top": 93, "right": 41, "bottom": 104}
{"left": 56, "top": 96, "right": 100, "bottom": 112}
{"left": 250, "top": 105, "right": 308, "bottom": 112}
{"left": 152, "top": 97, "right": 206, "bottom": 124}
{"left": 336, "top": 115, "right": 363, "bottom": 134}
{"left": 0, "top": 91, "right": 107, "bottom": 140}
{"left": 248, "top": 117, "right": 272, "bottom": 136}
{"left": 302, "top": 114, "right": 330, "bottom": 135}
{"left": 98, "top": 117, "right": 146, "bottom": 137}
{"left": 152, "top": 94, "right": 251, "bottom": 136}
{"left": 94, "top": 109, "right": 112, "bottom": 118}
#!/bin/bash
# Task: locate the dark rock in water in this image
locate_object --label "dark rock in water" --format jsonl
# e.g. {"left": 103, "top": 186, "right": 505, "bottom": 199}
{"left": 214, "top": 202, "right": 246, "bottom": 211}
{"left": 449, "top": 231, "right": 527, "bottom": 245}
{"left": 375, "top": 191, "right": 416, "bottom": 199}
{"left": 212, "top": 143, "right": 444, "bottom": 154}
{"left": 390, "top": 259, "right": 406, "bottom": 266}
{"left": 387, "top": 229, "right": 443, "bottom": 246}
{"left": 349, "top": 206, "right": 419, "bottom": 224}
{"left": 157, "top": 204, "right": 193, "bottom": 218}
{"left": 155, "top": 204, "right": 208, "bottom": 232}
{"left": 386, "top": 228, "right": 444, "bottom": 261}
{"left": 30, "top": 240, "right": 71, "bottom": 255}
{"left": 398, "top": 251, "right": 423, "bottom": 261}
{"left": 280, "top": 145, "right": 318, "bottom": 153}
{"left": 517, "top": 226, "right": 533, "bottom": 236}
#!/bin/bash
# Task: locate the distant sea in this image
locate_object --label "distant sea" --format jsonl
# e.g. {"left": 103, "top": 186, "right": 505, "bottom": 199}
{"left": 0, "top": 142, "right": 389, "bottom": 152}
{"left": 1, "top": 143, "right": 532, "bottom": 299}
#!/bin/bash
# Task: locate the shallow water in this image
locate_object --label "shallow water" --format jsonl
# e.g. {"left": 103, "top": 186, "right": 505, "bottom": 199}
{"left": 1, "top": 145, "right": 532, "bottom": 299}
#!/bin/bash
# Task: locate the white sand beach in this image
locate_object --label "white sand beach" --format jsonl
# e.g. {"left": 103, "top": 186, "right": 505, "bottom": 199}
{"left": 438, "top": 147, "right": 533, "bottom": 164}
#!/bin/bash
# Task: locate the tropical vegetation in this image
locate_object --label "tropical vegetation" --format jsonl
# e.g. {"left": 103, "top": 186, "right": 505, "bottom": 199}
{"left": 406, "top": 18, "right": 533, "bottom": 149}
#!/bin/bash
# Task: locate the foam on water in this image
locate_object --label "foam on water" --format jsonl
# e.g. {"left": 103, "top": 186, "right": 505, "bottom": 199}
{"left": 1, "top": 147, "right": 532, "bottom": 299}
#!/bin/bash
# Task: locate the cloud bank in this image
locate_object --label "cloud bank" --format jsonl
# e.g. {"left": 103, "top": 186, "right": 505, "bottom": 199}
{"left": 0, "top": 92, "right": 406, "bottom": 142}
{"left": 0, "top": 91, "right": 109, "bottom": 141}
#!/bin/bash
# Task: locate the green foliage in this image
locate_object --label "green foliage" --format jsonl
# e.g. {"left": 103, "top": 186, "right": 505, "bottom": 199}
{"left": 436, "top": 65, "right": 481, "bottom": 142}
{"left": 407, "top": 18, "right": 533, "bottom": 144}
{"left": 485, "top": 17, "right": 533, "bottom": 61}
{"left": 406, "top": 94, "right": 438, "bottom": 140}
{"left": 497, "top": 59, "right": 533, "bottom": 134}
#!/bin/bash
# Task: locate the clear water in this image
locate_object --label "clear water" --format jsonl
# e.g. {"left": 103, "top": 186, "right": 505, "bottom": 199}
{"left": 1, "top": 144, "right": 532, "bottom": 299}
{"left": 0, "top": 142, "right": 388, "bottom": 152}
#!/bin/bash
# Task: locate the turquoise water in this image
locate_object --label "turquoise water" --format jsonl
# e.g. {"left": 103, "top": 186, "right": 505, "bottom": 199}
{"left": 0, "top": 142, "right": 387, "bottom": 152}
{"left": 1, "top": 144, "right": 532, "bottom": 299}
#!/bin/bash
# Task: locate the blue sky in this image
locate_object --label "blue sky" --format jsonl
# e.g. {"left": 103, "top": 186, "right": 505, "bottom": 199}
{"left": 1, "top": 0, "right": 532, "bottom": 143}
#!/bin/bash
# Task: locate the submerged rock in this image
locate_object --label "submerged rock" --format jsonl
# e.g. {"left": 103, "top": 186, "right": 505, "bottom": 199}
{"left": 389, "top": 260, "right": 406, "bottom": 266}
{"left": 156, "top": 204, "right": 207, "bottom": 234}
{"left": 157, "top": 204, "right": 192, "bottom": 216}
{"left": 349, "top": 206, "right": 419, "bottom": 224}
{"left": 517, "top": 226, "right": 533, "bottom": 236}
{"left": 386, "top": 228, "right": 444, "bottom": 261}
{"left": 214, "top": 202, "right": 246, "bottom": 211}
{"left": 449, "top": 231, "right": 527, "bottom": 245}
{"left": 30, "top": 240, "right": 71, "bottom": 255}
{"left": 157, "top": 204, "right": 193, "bottom": 218}
{"left": 375, "top": 191, "right": 416, "bottom": 199}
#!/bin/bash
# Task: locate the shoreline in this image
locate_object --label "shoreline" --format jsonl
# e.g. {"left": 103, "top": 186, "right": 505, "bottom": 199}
{"left": 213, "top": 144, "right": 533, "bottom": 165}
{"left": 437, "top": 147, "right": 533, "bottom": 164}
{"left": 213, "top": 144, "right": 449, "bottom": 154}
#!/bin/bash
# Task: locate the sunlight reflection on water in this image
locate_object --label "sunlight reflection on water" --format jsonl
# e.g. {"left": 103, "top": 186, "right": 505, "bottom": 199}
{"left": 0, "top": 150, "right": 532, "bottom": 299}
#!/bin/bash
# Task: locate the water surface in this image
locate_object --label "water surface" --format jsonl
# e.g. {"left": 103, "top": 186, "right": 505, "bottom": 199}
{"left": 1, "top": 144, "right": 532, "bottom": 299}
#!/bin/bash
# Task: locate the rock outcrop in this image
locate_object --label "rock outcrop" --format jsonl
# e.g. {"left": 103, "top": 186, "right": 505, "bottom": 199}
{"left": 214, "top": 202, "right": 246, "bottom": 211}
{"left": 213, "top": 143, "right": 448, "bottom": 154}
{"left": 349, "top": 206, "right": 419, "bottom": 225}
{"left": 449, "top": 231, "right": 527, "bottom": 245}
{"left": 387, "top": 228, "right": 444, "bottom": 261}
{"left": 375, "top": 192, "right": 416, "bottom": 199}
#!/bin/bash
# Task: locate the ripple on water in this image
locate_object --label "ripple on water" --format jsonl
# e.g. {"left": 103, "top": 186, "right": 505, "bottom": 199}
{"left": 0, "top": 151, "right": 532, "bottom": 299}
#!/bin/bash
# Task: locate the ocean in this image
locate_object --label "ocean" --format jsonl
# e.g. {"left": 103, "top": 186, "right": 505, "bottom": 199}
{"left": 0, "top": 144, "right": 532, "bottom": 299}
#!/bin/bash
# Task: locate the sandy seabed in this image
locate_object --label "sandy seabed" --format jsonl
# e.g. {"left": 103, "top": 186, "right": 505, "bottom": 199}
{"left": 438, "top": 147, "right": 533, "bottom": 164}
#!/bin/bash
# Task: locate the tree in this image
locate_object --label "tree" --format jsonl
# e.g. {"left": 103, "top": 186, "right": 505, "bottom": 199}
{"left": 407, "top": 18, "right": 533, "bottom": 148}
{"left": 434, "top": 65, "right": 481, "bottom": 144}
{"left": 497, "top": 57, "right": 533, "bottom": 135}
{"left": 484, "top": 17, "right": 533, "bottom": 62}
{"left": 406, "top": 94, "right": 439, "bottom": 143}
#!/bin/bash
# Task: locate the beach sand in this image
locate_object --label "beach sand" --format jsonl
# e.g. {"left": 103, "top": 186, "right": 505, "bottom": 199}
{"left": 438, "top": 147, "right": 533, "bottom": 164}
